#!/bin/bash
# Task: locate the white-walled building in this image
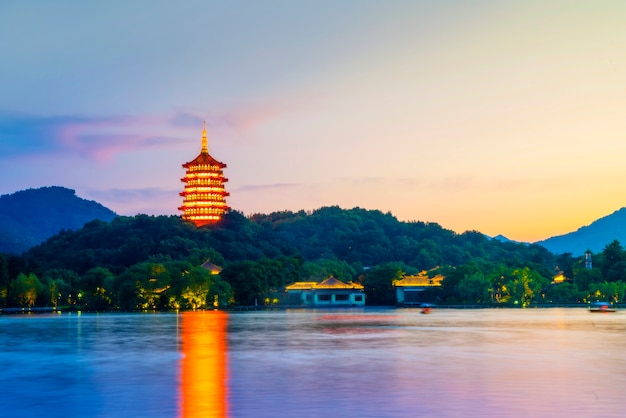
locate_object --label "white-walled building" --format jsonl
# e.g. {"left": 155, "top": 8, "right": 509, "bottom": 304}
{"left": 393, "top": 272, "right": 444, "bottom": 305}
{"left": 285, "top": 276, "right": 365, "bottom": 307}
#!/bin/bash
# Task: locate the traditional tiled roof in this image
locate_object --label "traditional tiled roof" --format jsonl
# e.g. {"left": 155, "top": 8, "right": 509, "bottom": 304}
{"left": 394, "top": 272, "right": 444, "bottom": 287}
{"left": 285, "top": 276, "right": 364, "bottom": 291}
{"left": 182, "top": 151, "right": 226, "bottom": 168}
{"left": 201, "top": 260, "right": 223, "bottom": 274}
{"left": 285, "top": 281, "right": 318, "bottom": 291}
{"left": 317, "top": 276, "right": 364, "bottom": 290}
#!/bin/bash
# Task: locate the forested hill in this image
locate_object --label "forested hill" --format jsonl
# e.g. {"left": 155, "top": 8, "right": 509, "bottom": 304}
{"left": 7, "top": 206, "right": 626, "bottom": 310}
{"left": 249, "top": 207, "right": 554, "bottom": 269}
{"left": 0, "top": 207, "right": 571, "bottom": 310}
{"left": 0, "top": 187, "right": 117, "bottom": 254}
{"left": 18, "top": 207, "right": 555, "bottom": 279}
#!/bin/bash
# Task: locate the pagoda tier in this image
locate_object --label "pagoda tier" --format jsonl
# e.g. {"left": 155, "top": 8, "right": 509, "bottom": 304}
{"left": 180, "top": 124, "right": 230, "bottom": 226}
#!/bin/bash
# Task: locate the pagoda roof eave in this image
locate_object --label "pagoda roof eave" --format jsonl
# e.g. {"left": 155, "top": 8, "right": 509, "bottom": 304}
{"left": 182, "top": 152, "right": 227, "bottom": 168}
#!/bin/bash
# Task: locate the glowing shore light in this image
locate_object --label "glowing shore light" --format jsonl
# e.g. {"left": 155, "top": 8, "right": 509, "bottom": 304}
{"left": 179, "top": 122, "right": 230, "bottom": 226}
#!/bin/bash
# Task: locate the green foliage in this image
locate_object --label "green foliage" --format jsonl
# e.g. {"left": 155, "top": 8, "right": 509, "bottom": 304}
{"left": 124, "top": 262, "right": 171, "bottom": 310}
{"left": 589, "top": 281, "right": 626, "bottom": 303}
{"left": 572, "top": 265, "right": 603, "bottom": 290}
{"left": 600, "top": 240, "right": 626, "bottom": 282}
{"left": 504, "top": 267, "right": 550, "bottom": 307}
{"left": 361, "top": 263, "right": 405, "bottom": 306}
{"left": 12, "top": 206, "right": 626, "bottom": 310}
{"left": 78, "top": 267, "right": 115, "bottom": 311}
{"left": 301, "top": 259, "right": 356, "bottom": 282}
{"left": 179, "top": 266, "right": 212, "bottom": 310}
{"left": 9, "top": 273, "right": 45, "bottom": 307}
{"left": 543, "top": 282, "right": 585, "bottom": 304}
{"left": 95, "top": 260, "right": 234, "bottom": 311}
{"left": 220, "top": 259, "right": 284, "bottom": 306}
{"left": 47, "top": 278, "right": 71, "bottom": 308}
{"left": 0, "top": 254, "right": 8, "bottom": 307}
{"left": 40, "top": 268, "right": 79, "bottom": 308}
{"left": 456, "top": 272, "right": 492, "bottom": 304}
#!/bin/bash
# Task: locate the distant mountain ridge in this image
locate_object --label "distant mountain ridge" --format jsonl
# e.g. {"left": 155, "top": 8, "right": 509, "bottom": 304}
{"left": 0, "top": 186, "right": 117, "bottom": 254}
{"left": 491, "top": 234, "right": 518, "bottom": 243}
{"left": 535, "top": 208, "right": 626, "bottom": 255}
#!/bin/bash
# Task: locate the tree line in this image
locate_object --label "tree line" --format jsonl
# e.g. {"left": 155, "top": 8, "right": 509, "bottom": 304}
{"left": 0, "top": 207, "right": 624, "bottom": 311}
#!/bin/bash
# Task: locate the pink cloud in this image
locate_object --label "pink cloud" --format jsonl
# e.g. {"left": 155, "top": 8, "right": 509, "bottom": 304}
{"left": 1, "top": 97, "right": 318, "bottom": 163}
{"left": 199, "top": 94, "right": 323, "bottom": 141}
{"left": 54, "top": 115, "right": 179, "bottom": 161}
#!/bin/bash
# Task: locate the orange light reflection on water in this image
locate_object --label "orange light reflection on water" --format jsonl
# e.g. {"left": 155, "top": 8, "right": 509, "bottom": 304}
{"left": 180, "top": 311, "right": 229, "bottom": 418}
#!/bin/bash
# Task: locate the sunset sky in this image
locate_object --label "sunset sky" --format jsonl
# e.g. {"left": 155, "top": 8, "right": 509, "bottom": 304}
{"left": 2, "top": 1, "right": 626, "bottom": 242}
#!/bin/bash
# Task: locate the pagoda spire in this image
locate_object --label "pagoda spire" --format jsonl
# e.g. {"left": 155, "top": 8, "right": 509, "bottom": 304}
{"left": 201, "top": 121, "right": 208, "bottom": 154}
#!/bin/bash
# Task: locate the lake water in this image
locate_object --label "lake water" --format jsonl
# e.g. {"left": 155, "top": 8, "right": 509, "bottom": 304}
{"left": 1, "top": 308, "right": 625, "bottom": 417}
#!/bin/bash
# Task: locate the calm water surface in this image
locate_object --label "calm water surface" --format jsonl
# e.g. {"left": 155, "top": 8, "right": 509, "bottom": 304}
{"left": 1, "top": 308, "right": 625, "bottom": 417}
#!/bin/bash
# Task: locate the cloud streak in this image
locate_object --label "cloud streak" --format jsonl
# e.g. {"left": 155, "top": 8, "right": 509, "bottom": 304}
{"left": 234, "top": 183, "right": 301, "bottom": 192}
{"left": 0, "top": 95, "right": 314, "bottom": 162}
{"left": 0, "top": 113, "right": 185, "bottom": 162}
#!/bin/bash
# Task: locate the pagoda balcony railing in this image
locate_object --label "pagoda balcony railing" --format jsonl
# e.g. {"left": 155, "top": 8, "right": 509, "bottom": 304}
{"left": 181, "top": 207, "right": 230, "bottom": 215}
{"left": 180, "top": 193, "right": 230, "bottom": 199}
{"left": 180, "top": 196, "right": 229, "bottom": 201}
{"left": 181, "top": 178, "right": 228, "bottom": 184}
{"left": 187, "top": 164, "right": 226, "bottom": 172}
{"left": 180, "top": 186, "right": 229, "bottom": 192}
{"left": 181, "top": 186, "right": 228, "bottom": 192}
{"left": 181, "top": 180, "right": 229, "bottom": 187}
{"left": 181, "top": 203, "right": 229, "bottom": 209}
{"left": 181, "top": 194, "right": 230, "bottom": 199}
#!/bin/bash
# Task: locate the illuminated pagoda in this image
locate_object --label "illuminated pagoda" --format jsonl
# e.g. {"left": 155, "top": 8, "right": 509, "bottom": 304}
{"left": 179, "top": 123, "right": 230, "bottom": 226}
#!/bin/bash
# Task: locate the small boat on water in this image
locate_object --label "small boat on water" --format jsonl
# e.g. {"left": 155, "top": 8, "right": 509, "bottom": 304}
{"left": 589, "top": 302, "right": 616, "bottom": 313}
{"left": 420, "top": 303, "right": 434, "bottom": 314}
